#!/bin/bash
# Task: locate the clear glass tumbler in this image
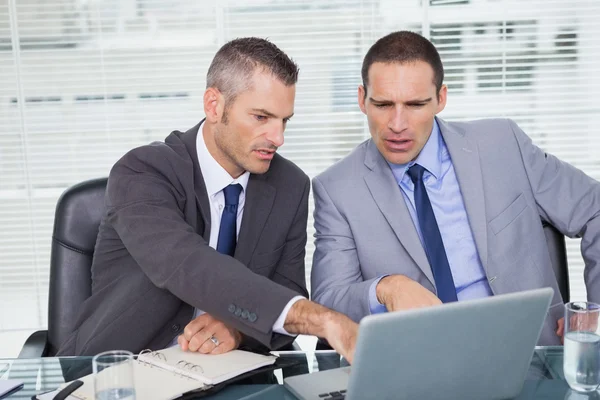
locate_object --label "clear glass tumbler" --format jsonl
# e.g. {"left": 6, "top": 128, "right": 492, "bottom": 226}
{"left": 564, "top": 302, "right": 600, "bottom": 393}
{"left": 93, "top": 350, "right": 136, "bottom": 400}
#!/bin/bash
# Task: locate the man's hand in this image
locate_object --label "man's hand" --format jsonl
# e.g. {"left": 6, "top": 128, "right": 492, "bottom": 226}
{"left": 322, "top": 312, "right": 359, "bottom": 363}
{"left": 283, "top": 299, "right": 358, "bottom": 363}
{"left": 376, "top": 275, "right": 442, "bottom": 312}
{"left": 556, "top": 317, "right": 565, "bottom": 344}
{"left": 178, "top": 313, "right": 242, "bottom": 355}
{"left": 556, "top": 313, "right": 599, "bottom": 344}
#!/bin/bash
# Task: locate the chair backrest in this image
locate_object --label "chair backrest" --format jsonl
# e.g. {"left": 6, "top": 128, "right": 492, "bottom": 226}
{"left": 47, "top": 178, "right": 108, "bottom": 356}
{"left": 543, "top": 222, "right": 569, "bottom": 302}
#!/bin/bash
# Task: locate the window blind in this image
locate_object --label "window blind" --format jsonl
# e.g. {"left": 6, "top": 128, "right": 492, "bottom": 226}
{"left": 427, "top": 0, "right": 600, "bottom": 301}
{"left": 1, "top": 0, "right": 598, "bottom": 356}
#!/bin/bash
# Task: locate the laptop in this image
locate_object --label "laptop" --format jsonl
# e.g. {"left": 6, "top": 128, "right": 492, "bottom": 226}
{"left": 284, "top": 287, "right": 554, "bottom": 400}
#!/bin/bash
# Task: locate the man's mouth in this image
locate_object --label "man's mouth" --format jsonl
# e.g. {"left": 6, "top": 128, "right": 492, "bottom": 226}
{"left": 384, "top": 138, "right": 413, "bottom": 151}
{"left": 254, "top": 148, "right": 276, "bottom": 160}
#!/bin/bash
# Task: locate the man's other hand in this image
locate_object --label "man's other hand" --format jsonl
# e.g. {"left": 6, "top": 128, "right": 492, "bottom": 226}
{"left": 283, "top": 299, "right": 359, "bottom": 364}
{"left": 178, "top": 313, "right": 242, "bottom": 355}
{"left": 376, "top": 274, "right": 442, "bottom": 312}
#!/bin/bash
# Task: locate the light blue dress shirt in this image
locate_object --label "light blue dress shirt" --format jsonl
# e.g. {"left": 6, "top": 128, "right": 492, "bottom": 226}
{"left": 369, "top": 119, "right": 493, "bottom": 313}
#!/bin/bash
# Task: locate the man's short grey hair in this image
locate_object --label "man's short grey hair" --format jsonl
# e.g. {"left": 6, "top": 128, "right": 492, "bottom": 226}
{"left": 206, "top": 37, "right": 299, "bottom": 107}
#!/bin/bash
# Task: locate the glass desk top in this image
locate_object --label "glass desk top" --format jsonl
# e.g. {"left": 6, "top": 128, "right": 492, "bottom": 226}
{"left": 0, "top": 347, "right": 596, "bottom": 400}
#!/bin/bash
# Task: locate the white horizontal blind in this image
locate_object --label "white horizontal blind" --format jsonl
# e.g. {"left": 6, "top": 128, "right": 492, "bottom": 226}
{"left": 0, "top": 0, "right": 223, "bottom": 346}
{"left": 0, "top": 0, "right": 598, "bottom": 356}
{"left": 0, "top": 0, "right": 47, "bottom": 341}
{"left": 426, "top": 0, "right": 600, "bottom": 301}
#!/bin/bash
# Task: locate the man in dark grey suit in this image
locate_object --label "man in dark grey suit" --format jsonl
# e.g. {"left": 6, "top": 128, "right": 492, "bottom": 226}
{"left": 311, "top": 31, "right": 600, "bottom": 345}
{"left": 58, "top": 37, "right": 357, "bottom": 361}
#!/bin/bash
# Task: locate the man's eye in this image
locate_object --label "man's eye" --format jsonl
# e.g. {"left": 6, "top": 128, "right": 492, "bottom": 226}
{"left": 255, "top": 115, "right": 267, "bottom": 121}
{"left": 374, "top": 103, "right": 390, "bottom": 108}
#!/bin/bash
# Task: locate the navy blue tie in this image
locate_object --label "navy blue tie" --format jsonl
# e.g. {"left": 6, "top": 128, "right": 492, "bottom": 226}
{"left": 407, "top": 164, "right": 458, "bottom": 303}
{"left": 216, "top": 184, "right": 243, "bottom": 256}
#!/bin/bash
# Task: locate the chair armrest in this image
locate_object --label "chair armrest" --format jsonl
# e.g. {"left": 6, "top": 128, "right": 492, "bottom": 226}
{"left": 18, "top": 330, "right": 49, "bottom": 358}
{"left": 315, "top": 337, "right": 333, "bottom": 350}
{"left": 278, "top": 340, "right": 302, "bottom": 351}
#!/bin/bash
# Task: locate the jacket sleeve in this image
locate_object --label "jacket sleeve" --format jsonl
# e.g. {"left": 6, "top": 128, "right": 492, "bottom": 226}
{"left": 310, "top": 175, "right": 379, "bottom": 323}
{"left": 262, "top": 175, "right": 310, "bottom": 349}
{"left": 510, "top": 119, "right": 600, "bottom": 304}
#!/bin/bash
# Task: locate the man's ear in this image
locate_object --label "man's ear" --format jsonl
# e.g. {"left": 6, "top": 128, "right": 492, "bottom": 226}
{"left": 436, "top": 84, "right": 447, "bottom": 114}
{"left": 358, "top": 85, "right": 367, "bottom": 115}
{"left": 203, "top": 87, "right": 224, "bottom": 123}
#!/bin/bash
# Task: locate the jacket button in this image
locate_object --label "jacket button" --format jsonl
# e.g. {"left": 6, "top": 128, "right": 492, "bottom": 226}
{"left": 235, "top": 307, "right": 242, "bottom": 317}
{"left": 241, "top": 310, "right": 249, "bottom": 319}
{"left": 171, "top": 324, "right": 180, "bottom": 332}
{"left": 249, "top": 313, "right": 257, "bottom": 322}
{"left": 228, "top": 304, "right": 236, "bottom": 313}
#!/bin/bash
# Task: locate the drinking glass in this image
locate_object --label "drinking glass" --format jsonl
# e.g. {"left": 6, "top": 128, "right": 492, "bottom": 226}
{"left": 564, "top": 302, "right": 600, "bottom": 393}
{"left": 93, "top": 350, "right": 136, "bottom": 400}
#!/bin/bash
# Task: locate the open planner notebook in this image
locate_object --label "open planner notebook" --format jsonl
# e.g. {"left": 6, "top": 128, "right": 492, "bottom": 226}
{"left": 48, "top": 346, "right": 277, "bottom": 400}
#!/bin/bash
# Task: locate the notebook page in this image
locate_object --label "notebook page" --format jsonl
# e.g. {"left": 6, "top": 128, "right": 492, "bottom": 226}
{"left": 63, "top": 361, "right": 205, "bottom": 400}
{"left": 138, "top": 346, "right": 277, "bottom": 385}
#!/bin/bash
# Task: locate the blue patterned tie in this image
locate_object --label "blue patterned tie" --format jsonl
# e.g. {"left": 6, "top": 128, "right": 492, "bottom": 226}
{"left": 216, "top": 184, "right": 243, "bottom": 256}
{"left": 407, "top": 164, "right": 458, "bottom": 302}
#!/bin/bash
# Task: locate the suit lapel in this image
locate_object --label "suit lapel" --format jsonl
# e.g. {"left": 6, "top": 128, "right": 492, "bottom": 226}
{"left": 235, "top": 174, "right": 276, "bottom": 266}
{"left": 363, "top": 140, "right": 434, "bottom": 285}
{"left": 438, "top": 118, "right": 488, "bottom": 269}
{"left": 180, "top": 121, "right": 211, "bottom": 242}
{"left": 180, "top": 120, "right": 276, "bottom": 264}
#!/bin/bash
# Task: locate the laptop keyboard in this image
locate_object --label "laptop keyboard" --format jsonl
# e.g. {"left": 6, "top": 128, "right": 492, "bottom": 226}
{"left": 318, "top": 390, "right": 347, "bottom": 399}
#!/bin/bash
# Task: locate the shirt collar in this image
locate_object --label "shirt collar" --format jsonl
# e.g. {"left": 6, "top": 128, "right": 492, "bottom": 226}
{"left": 388, "top": 118, "right": 443, "bottom": 184}
{"left": 196, "top": 122, "right": 250, "bottom": 197}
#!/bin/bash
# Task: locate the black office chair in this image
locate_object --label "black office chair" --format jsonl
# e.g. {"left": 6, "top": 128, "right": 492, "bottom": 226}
{"left": 543, "top": 221, "right": 570, "bottom": 303}
{"left": 19, "top": 178, "right": 108, "bottom": 358}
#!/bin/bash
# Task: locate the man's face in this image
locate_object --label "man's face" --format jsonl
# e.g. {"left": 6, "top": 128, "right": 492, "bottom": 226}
{"left": 213, "top": 71, "right": 295, "bottom": 177}
{"left": 358, "top": 61, "right": 447, "bottom": 165}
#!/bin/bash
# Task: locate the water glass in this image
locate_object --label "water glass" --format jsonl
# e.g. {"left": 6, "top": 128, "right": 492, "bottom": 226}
{"left": 564, "top": 389, "right": 600, "bottom": 400}
{"left": 564, "top": 302, "right": 600, "bottom": 393}
{"left": 93, "top": 350, "right": 136, "bottom": 400}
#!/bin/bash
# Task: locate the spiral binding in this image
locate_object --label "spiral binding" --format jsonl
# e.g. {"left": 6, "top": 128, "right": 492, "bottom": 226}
{"left": 138, "top": 349, "right": 203, "bottom": 380}
{"left": 137, "top": 349, "right": 166, "bottom": 367}
{"left": 176, "top": 360, "right": 205, "bottom": 375}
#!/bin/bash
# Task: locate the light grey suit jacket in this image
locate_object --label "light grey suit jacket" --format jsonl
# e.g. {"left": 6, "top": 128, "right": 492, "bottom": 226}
{"left": 311, "top": 118, "right": 600, "bottom": 345}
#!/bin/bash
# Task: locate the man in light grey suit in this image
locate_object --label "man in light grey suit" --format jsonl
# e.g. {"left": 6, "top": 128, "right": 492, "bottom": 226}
{"left": 311, "top": 31, "right": 600, "bottom": 345}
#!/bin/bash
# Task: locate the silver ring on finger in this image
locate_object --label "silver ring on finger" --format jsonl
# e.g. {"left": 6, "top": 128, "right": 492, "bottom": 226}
{"left": 209, "top": 336, "right": 219, "bottom": 347}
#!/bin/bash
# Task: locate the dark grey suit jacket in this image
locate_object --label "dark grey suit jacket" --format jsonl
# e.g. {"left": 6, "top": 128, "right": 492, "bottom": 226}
{"left": 57, "top": 122, "right": 310, "bottom": 356}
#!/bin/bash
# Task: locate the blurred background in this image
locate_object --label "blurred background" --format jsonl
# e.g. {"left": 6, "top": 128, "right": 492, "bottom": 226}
{"left": 1, "top": 0, "right": 599, "bottom": 356}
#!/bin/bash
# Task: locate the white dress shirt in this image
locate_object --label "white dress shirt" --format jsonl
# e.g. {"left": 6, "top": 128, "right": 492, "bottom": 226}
{"left": 184, "top": 126, "right": 302, "bottom": 340}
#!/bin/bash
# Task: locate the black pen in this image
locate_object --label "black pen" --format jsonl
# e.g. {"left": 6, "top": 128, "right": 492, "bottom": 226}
{"left": 53, "top": 380, "right": 83, "bottom": 400}
{"left": 0, "top": 381, "right": 23, "bottom": 399}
